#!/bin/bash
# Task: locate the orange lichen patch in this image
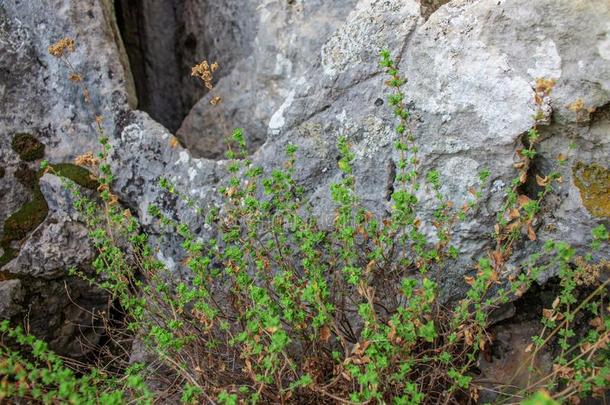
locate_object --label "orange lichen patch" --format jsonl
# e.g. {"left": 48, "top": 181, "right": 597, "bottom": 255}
{"left": 572, "top": 162, "right": 610, "bottom": 218}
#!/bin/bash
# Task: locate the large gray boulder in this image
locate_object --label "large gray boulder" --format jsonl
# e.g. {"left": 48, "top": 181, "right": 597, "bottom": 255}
{"left": 0, "top": 1, "right": 129, "bottom": 358}
{"left": 0, "top": 0, "right": 133, "bottom": 163}
{"left": 0, "top": 0, "right": 133, "bottom": 253}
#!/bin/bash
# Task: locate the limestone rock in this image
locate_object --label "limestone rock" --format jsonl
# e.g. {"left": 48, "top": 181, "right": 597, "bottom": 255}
{"left": 114, "top": 0, "right": 259, "bottom": 132}
{"left": 3, "top": 174, "right": 95, "bottom": 279}
{"left": 0, "top": 173, "right": 107, "bottom": 358}
{"left": 0, "top": 0, "right": 133, "bottom": 255}
{"left": 0, "top": 0, "right": 132, "bottom": 165}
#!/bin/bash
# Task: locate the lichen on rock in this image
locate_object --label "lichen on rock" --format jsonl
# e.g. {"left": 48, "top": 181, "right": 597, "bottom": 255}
{"left": 572, "top": 161, "right": 610, "bottom": 218}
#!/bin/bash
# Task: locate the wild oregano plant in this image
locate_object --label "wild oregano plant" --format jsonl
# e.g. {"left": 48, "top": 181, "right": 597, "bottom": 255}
{"left": 1, "top": 42, "right": 608, "bottom": 404}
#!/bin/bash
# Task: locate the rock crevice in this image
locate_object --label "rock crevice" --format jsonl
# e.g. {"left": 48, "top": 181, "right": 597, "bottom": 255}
{"left": 113, "top": 0, "right": 259, "bottom": 133}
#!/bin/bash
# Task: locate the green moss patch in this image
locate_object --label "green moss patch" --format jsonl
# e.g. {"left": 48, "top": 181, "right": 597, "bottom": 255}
{"left": 51, "top": 163, "right": 98, "bottom": 190}
{"left": 0, "top": 187, "right": 48, "bottom": 268}
{"left": 3, "top": 189, "right": 48, "bottom": 242}
{"left": 1, "top": 166, "right": 47, "bottom": 268}
{"left": 0, "top": 247, "right": 17, "bottom": 268}
{"left": 572, "top": 161, "right": 610, "bottom": 218}
{"left": 11, "top": 133, "right": 45, "bottom": 162}
{"left": 0, "top": 161, "right": 97, "bottom": 268}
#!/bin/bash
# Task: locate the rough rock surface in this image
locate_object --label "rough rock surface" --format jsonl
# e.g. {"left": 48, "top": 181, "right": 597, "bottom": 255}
{"left": 0, "top": 0, "right": 132, "bottom": 245}
{"left": 420, "top": 0, "right": 452, "bottom": 20}
{"left": 1, "top": 0, "right": 128, "bottom": 358}
{"left": 3, "top": 174, "right": 95, "bottom": 279}
{"left": 177, "top": 0, "right": 359, "bottom": 158}
{"left": 0, "top": 174, "right": 107, "bottom": 358}
{"left": 0, "top": 0, "right": 609, "bottom": 349}
{"left": 114, "top": 0, "right": 260, "bottom": 132}
{"left": 175, "top": 0, "right": 608, "bottom": 287}
{"left": 11, "top": 276, "right": 109, "bottom": 358}
{"left": 0, "top": 1, "right": 132, "bottom": 159}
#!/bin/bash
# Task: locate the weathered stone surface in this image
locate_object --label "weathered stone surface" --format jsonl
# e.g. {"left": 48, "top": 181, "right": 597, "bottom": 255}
{"left": 420, "top": 0, "right": 452, "bottom": 20}
{"left": 0, "top": 0, "right": 132, "bottom": 162}
{"left": 3, "top": 174, "right": 95, "bottom": 279}
{"left": 0, "top": 173, "right": 107, "bottom": 358}
{"left": 478, "top": 319, "right": 552, "bottom": 401}
{"left": 177, "top": 0, "right": 358, "bottom": 158}
{"left": 19, "top": 277, "right": 108, "bottom": 359}
{"left": 399, "top": 0, "right": 610, "bottom": 278}
{"left": 0, "top": 0, "right": 133, "bottom": 259}
{"left": 114, "top": 0, "right": 259, "bottom": 132}
{"left": 1, "top": 1, "right": 125, "bottom": 357}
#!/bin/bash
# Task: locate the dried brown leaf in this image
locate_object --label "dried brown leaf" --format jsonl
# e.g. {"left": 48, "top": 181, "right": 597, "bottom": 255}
{"left": 527, "top": 223, "right": 537, "bottom": 241}
{"left": 536, "top": 174, "right": 550, "bottom": 187}
{"left": 552, "top": 297, "right": 560, "bottom": 309}
{"left": 519, "top": 170, "right": 528, "bottom": 184}
{"left": 491, "top": 250, "right": 504, "bottom": 267}
{"left": 320, "top": 326, "right": 331, "bottom": 342}
{"left": 517, "top": 194, "right": 531, "bottom": 207}
{"left": 589, "top": 317, "right": 604, "bottom": 331}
